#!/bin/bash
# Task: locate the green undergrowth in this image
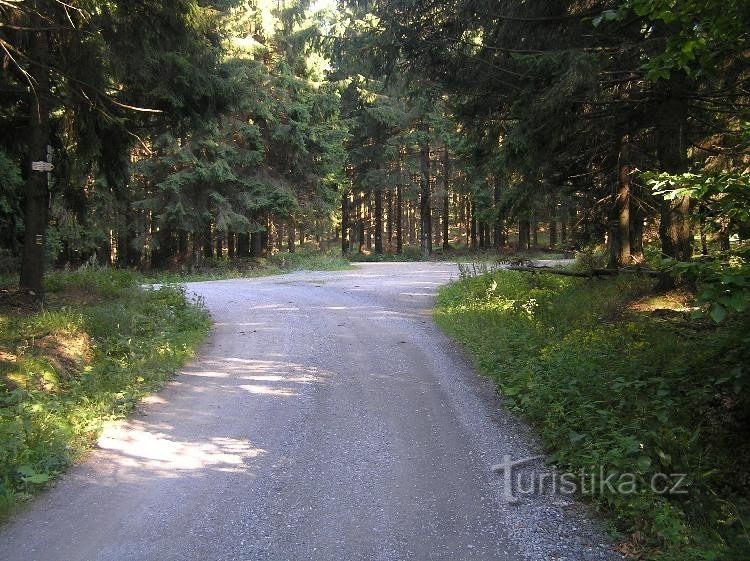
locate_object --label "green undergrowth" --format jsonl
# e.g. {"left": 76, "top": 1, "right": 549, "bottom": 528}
{"left": 350, "top": 244, "right": 568, "bottom": 263}
{"left": 0, "top": 268, "right": 210, "bottom": 516}
{"left": 434, "top": 269, "right": 750, "bottom": 560}
{"left": 143, "top": 249, "right": 351, "bottom": 283}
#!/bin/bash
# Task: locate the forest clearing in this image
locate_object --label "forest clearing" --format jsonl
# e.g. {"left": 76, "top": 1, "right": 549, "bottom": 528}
{"left": 1, "top": 1, "right": 749, "bottom": 560}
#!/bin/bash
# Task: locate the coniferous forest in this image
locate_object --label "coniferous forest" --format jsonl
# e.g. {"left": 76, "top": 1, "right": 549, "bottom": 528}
{"left": 1, "top": 1, "right": 750, "bottom": 560}
{"left": 1, "top": 1, "right": 748, "bottom": 297}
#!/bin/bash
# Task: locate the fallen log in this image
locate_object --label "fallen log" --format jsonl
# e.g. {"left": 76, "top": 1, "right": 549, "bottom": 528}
{"left": 507, "top": 266, "right": 663, "bottom": 278}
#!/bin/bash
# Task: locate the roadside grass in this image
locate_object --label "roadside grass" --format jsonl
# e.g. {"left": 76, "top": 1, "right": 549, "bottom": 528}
{"left": 434, "top": 269, "right": 750, "bottom": 560}
{"left": 0, "top": 267, "right": 210, "bottom": 517}
{"left": 142, "top": 249, "right": 351, "bottom": 283}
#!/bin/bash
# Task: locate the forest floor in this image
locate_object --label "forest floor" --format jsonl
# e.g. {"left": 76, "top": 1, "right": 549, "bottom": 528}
{"left": 0, "top": 262, "right": 620, "bottom": 561}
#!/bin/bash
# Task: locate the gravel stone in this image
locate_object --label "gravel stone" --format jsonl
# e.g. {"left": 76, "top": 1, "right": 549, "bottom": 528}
{"left": 0, "top": 262, "right": 622, "bottom": 561}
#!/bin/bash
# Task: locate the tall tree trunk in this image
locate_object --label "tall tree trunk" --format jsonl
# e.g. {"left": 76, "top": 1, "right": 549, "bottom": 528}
{"left": 493, "top": 179, "right": 502, "bottom": 249}
{"left": 419, "top": 131, "right": 431, "bottom": 258}
{"left": 719, "top": 218, "right": 731, "bottom": 251}
{"left": 386, "top": 188, "right": 393, "bottom": 248}
{"left": 699, "top": 207, "right": 708, "bottom": 256}
{"left": 97, "top": 230, "right": 112, "bottom": 266}
{"left": 609, "top": 135, "right": 632, "bottom": 268}
{"left": 203, "top": 223, "right": 213, "bottom": 259}
{"left": 20, "top": 11, "right": 51, "bottom": 294}
{"left": 616, "top": 138, "right": 632, "bottom": 266}
{"left": 442, "top": 193, "right": 450, "bottom": 251}
{"left": 518, "top": 218, "right": 531, "bottom": 251}
{"left": 396, "top": 183, "right": 403, "bottom": 254}
{"left": 261, "top": 220, "right": 269, "bottom": 256}
{"left": 247, "top": 232, "right": 263, "bottom": 259}
{"left": 178, "top": 231, "right": 188, "bottom": 257}
{"left": 287, "top": 224, "right": 295, "bottom": 253}
{"left": 374, "top": 189, "right": 383, "bottom": 254}
{"left": 442, "top": 149, "right": 450, "bottom": 250}
{"left": 465, "top": 195, "right": 471, "bottom": 248}
{"left": 214, "top": 233, "right": 222, "bottom": 258}
{"left": 656, "top": 73, "right": 692, "bottom": 262}
{"left": 568, "top": 207, "right": 577, "bottom": 245}
{"left": 341, "top": 188, "right": 350, "bottom": 255}
{"left": 548, "top": 193, "right": 558, "bottom": 249}
{"left": 630, "top": 189, "right": 644, "bottom": 264}
{"left": 227, "top": 232, "right": 235, "bottom": 259}
{"left": 410, "top": 202, "right": 417, "bottom": 245}
{"left": 357, "top": 192, "right": 365, "bottom": 254}
{"left": 237, "top": 233, "right": 249, "bottom": 258}
{"left": 470, "top": 201, "right": 478, "bottom": 251}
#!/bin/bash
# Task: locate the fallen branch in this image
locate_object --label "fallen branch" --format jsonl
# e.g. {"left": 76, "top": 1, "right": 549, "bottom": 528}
{"left": 507, "top": 266, "right": 663, "bottom": 278}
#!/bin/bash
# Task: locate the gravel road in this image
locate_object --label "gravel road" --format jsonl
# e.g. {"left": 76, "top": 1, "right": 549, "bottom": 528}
{"left": 0, "top": 262, "right": 621, "bottom": 561}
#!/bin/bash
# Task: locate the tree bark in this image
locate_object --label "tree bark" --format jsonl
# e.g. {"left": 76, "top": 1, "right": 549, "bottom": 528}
{"left": 493, "top": 178, "right": 502, "bottom": 249}
{"left": 365, "top": 192, "right": 372, "bottom": 250}
{"left": 227, "top": 231, "right": 235, "bottom": 259}
{"left": 442, "top": 192, "right": 450, "bottom": 251}
{"left": 247, "top": 232, "right": 263, "bottom": 258}
{"left": 287, "top": 224, "right": 295, "bottom": 253}
{"left": 374, "top": 189, "right": 383, "bottom": 254}
{"left": 629, "top": 185, "right": 644, "bottom": 263}
{"left": 341, "top": 188, "right": 350, "bottom": 255}
{"left": 609, "top": 135, "right": 632, "bottom": 268}
{"left": 215, "top": 233, "right": 223, "bottom": 258}
{"left": 442, "top": 146, "right": 452, "bottom": 250}
{"left": 20, "top": 9, "right": 51, "bottom": 294}
{"left": 719, "top": 218, "right": 731, "bottom": 251}
{"left": 237, "top": 233, "right": 250, "bottom": 258}
{"left": 419, "top": 130, "right": 431, "bottom": 258}
{"left": 386, "top": 188, "right": 393, "bottom": 248}
{"left": 656, "top": 73, "right": 692, "bottom": 261}
{"left": 470, "top": 201, "right": 478, "bottom": 251}
{"left": 260, "top": 222, "right": 269, "bottom": 256}
{"left": 518, "top": 218, "right": 531, "bottom": 251}
{"left": 203, "top": 224, "right": 213, "bottom": 259}
{"left": 357, "top": 192, "right": 365, "bottom": 254}
{"left": 396, "top": 183, "right": 403, "bottom": 254}
{"left": 548, "top": 193, "right": 558, "bottom": 249}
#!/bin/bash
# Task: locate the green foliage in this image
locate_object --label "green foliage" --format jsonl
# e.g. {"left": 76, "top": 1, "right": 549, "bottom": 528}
{"left": 0, "top": 269, "right": 210, "bottom": 514}
{"left": 435, "top": 271, "right": 750, "bottom": 560}
{"left": 647, "top": 170, "right": 750, "bottom": 227}
{"left": 267, "top": 249, "right": 351, "bottom": 272}
{"left": 647, "top": 170, "right": 750, "bottom": 322}
{"left": 143, "top": 249, "right": 351, "bottom": 283}
{"left": 671, "top": 253, "right": 750, "bottom": 324}
{"left": 627, "top": 0, "right": 750, "bottom": 81}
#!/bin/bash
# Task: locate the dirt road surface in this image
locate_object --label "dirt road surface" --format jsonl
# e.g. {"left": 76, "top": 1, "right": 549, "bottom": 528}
{"left": 0, "top": 263, "right": 620, "bottom": 561}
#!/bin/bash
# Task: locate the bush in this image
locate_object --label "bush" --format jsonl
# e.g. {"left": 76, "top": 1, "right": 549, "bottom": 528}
{"left": 268, "top": 249, "right": 350, "bottom": 271}
{"left": 435, "top": 270, "right": 750, "bottom": 560}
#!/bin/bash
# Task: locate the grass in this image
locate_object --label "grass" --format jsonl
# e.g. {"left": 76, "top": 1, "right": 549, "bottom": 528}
{"left": 350, "top": 244, "right": 568, "bottom": 263}
{"left": 141, "top": 249, "right": 351, "bottom": 283}
{"left": 0, "top": 267, "right": 210, "bottom": 516}
{"left": 434, "top": 268, "right": 750, "bottom": 560}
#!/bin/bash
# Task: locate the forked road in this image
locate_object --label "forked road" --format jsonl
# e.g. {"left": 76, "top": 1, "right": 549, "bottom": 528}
{"left": 1, "top": 262, "right": 619, "bottom": 561}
